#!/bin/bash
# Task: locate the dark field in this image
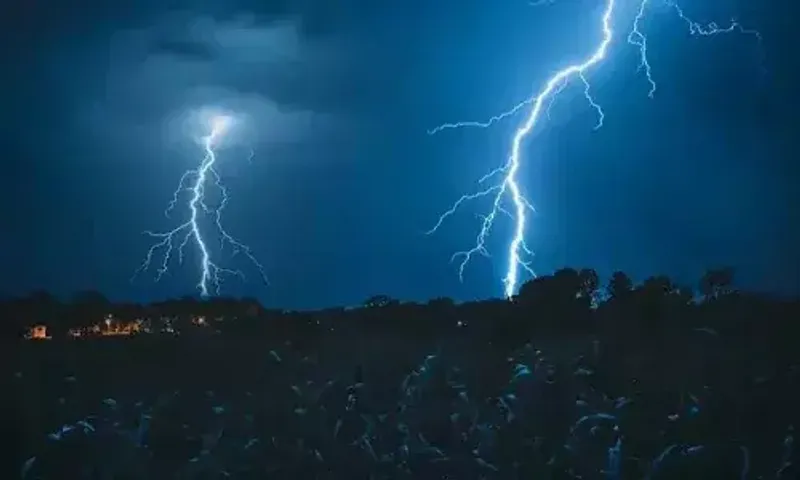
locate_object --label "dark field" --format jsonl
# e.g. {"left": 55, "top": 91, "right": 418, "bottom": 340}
{"left": 6, "top": 272, "right": 800, "bottom": 479}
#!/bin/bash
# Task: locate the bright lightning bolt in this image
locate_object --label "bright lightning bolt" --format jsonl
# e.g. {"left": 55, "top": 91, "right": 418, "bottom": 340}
{"left": 134, "top": 113, "right": 267, "bottom": 297}
{"left": 427, "top": 0, "right": 761, "bottom": 299}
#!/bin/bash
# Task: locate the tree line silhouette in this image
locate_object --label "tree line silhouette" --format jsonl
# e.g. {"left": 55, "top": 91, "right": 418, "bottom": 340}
{"left": 2, "top": 267, "right": 795, "bottom": 344}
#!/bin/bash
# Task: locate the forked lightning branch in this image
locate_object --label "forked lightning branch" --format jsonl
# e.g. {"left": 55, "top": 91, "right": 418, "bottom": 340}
{"left": 427, "top": 0, "right": 762, "bottom": 298}
{"left": 133, "top": 113, "right": 267, "bottom": 297}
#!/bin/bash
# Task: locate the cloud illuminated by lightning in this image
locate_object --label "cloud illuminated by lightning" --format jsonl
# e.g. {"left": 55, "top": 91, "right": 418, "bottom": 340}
{"left": 427, "top": 0, "right": 762, "bottom": 299}
{"left": 134, "top": 112, "right": 267, "bottom": 297}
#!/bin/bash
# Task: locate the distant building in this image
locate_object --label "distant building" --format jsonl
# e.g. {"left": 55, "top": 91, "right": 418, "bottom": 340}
{"left": 26, "top": 325, "right": 51, "bottom": 340}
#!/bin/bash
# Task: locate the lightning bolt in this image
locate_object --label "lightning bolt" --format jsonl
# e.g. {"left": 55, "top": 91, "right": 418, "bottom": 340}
{"left": 427, "top": 0, "right": 761, "bottom": 299}
{"left": 133, "top": 115, "right": 267, "bottom": 297}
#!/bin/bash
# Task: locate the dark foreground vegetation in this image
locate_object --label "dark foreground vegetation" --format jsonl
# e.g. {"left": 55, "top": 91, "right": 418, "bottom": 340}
{"left": 5, "top": 268, "right": 800, "bottom": 479}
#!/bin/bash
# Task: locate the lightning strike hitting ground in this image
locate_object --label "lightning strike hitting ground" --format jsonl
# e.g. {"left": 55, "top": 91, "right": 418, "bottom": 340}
{"left": 134, "top": 114, "right": 267, "bottom": 297}
{"left": 427, "top": 0, "right": 761, "bottom": 299}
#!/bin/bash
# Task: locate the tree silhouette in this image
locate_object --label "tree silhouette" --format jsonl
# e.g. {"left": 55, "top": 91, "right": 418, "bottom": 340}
{"left": 699, "top": 267, "right": 736, "bottom": 300}
{"left": 607, "top": 271, "right": 633, "bottom": 300}
{"left": 635, "top": 275, "right": 676, "bottom": 330}
{"left": 363, "top": 295, "right": 397, "bottom": 308}
{"left": 515, "top": 268, "right": 594, "bottom": 332}
{"left": 578, "top": 268, "right": 599, "bottom": 300}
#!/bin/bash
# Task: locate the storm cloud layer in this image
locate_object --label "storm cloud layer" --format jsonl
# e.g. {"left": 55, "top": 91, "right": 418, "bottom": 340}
{"left": 85, "top": 11, "right": 356, "bottom": 153}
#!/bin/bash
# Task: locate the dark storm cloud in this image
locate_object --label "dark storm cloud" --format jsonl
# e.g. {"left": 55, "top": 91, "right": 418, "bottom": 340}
{"left": 149, "top": 37, "right": 218, "bottom": 61}
{"left": 2, "top": 0, "right": 371, "bottom": 133}
{"left": 79, "top": 11, "right": 357, "bottom": 155}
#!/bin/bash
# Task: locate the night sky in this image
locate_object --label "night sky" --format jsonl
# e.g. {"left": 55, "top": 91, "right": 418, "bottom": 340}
{"left": 1, "top": 0, "right": 798, "bottom": 309}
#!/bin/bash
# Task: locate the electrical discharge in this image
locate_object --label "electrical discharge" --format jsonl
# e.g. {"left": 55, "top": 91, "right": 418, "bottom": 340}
{"left": 427, "top": 0, "right": 761, "bottom": 298}
{"left": 134, "top": 114, "right": 267, "bottom": 297}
